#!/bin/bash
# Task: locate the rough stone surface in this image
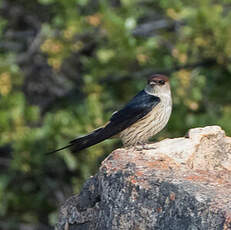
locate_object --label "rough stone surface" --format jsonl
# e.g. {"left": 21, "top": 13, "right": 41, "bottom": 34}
{"left": 56, "top": 126, "right": 231, "bottom": 230}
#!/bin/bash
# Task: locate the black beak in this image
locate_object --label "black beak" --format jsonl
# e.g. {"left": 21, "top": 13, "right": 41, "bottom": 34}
{"left": 149, "top": 82, "right": 156, "bottom": 86}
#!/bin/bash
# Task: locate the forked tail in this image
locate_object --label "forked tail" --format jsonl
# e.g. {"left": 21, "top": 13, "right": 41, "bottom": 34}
{"left": 46, "top": 127, "right": 105, "bottom": 154}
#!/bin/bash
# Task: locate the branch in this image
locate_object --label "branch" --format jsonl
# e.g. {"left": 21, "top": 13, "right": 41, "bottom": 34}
{"left": 16, "top": 29, "right": 44, "bottom": 64}
{"left": 132, "top": 19, "right": 175, "bottom": 37}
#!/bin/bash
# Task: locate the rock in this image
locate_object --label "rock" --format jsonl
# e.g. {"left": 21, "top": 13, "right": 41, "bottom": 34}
{"left": 56, "top": 126, "right": 231, "bottom": 230}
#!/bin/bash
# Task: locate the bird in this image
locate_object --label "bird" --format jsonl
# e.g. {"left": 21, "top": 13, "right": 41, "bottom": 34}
{"left": 47, "top": 74, "right": 172, "bottom": 154}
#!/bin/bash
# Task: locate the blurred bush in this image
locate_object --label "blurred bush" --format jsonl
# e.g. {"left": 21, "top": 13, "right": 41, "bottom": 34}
{"left": 0, "top": 0, "right": 231, "bottom": 229}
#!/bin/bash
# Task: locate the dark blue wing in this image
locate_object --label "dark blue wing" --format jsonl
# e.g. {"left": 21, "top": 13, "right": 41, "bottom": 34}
{"left": 110, "top": 90, "right": 159, "bottom": 123}
{"left": 109, "top": 90, "right": 160, "bottom": 129}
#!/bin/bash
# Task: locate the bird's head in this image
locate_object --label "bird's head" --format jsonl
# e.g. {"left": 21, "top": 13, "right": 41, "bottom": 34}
{"left": 145, "top": 74, "right": 171, "bottom": 95}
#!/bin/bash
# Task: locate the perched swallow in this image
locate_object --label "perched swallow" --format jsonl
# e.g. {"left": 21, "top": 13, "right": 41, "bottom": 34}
{"left": 47, "top": 74, "right": 172, "bottom": 154}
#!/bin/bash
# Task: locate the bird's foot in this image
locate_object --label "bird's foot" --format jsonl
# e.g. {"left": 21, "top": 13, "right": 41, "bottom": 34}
{"left": 134, "top": 144, "right": 143, "bottom": 151}
{"left": 135, "top": 143, "right": 156, "bottom": 151}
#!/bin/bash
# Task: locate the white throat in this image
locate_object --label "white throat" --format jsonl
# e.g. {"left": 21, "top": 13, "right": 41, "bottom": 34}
{"left": 145, "top": 84, "right": 171, "bottom": 97}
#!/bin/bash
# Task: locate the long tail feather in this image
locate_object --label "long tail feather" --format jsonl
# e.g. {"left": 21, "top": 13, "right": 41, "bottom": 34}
{"left": 46, "top": 127, "right": 105, "bottom": 154}
{"left": 70, "top": 127, "right": 105, "bottom": 152}
{"left": 45, "top": 143, "right": 73, "bottom": 155}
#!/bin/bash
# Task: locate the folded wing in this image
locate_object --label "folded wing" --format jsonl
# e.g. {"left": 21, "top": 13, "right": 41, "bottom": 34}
{"left": 70, "top": 90, "right": 160, "bottom": 152}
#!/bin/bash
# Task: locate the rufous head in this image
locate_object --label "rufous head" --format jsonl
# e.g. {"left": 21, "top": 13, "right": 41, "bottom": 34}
{"left": 147, "top": 74, "right": 169, "bottom": 86}
{"left": 146, "top": 74, "right": 171, "bottom": 95}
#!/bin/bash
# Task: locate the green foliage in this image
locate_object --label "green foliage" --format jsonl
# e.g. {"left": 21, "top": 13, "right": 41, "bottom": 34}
{"left": 0, "top": 0, "right": 231, "bottom": 228}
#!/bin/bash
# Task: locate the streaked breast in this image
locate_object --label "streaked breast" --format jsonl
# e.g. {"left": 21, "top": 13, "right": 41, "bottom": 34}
{"left": 119, "top": 93, "right": 172, "bottom": 146}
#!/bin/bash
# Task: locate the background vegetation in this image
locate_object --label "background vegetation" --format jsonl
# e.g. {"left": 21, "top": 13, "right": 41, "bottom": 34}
{"left": 0, "top": 0, "right": 231, "bottom": 229}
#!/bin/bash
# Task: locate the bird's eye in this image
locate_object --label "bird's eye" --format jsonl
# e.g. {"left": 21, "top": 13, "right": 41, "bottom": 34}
{"left": 158, "top": 80, "right": 165, "bottom": 85}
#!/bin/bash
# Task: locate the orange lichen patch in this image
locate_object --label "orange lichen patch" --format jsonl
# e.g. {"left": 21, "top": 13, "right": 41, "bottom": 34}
{"left": 130, "top": 178, "right": 137, "bottom": 184}
{"left": 184, "top": 175, "right": 206, "bottom": 182}
{"left": 135, "top": 171, "right": 144, "bottom": 177}
{"left": 184, "top": 170, "right": 231, "bottom": 185}
{"left": 129, "top": 174, "right": 142, "bottom": 185}
{"left": 223, "top": 211, "right": 231, "bottom": 230}
{"left": 111, "top": 151, "right": 122, "bottom": 160}
{"left": 103, "top": 149, "right": 182, "bottom": 173}
{"left": 126, "top": 173, "right": 152, "bottom": 190}
{"left": 146, "top": 157, "right": 179, "bottom": 170}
